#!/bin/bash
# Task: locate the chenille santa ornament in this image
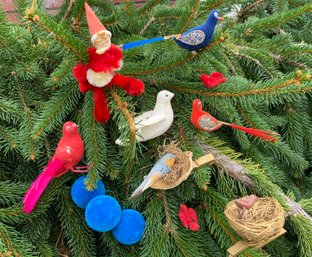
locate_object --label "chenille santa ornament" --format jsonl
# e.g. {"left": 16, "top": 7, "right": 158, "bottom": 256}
{"left": 73, "top": 3, "right": 144, "bottom": 123}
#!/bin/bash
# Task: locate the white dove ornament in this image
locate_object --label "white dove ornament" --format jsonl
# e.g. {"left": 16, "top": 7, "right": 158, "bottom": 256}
{"left": 115, "top": 90, "right": 174, "bottom": 145}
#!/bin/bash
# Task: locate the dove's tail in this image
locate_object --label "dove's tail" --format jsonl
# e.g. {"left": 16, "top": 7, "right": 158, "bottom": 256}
{"left": 115, "top": 138, "right": 123, "bottom": 145}
{"left": 130, "top": 177, "right": 153, "bottom": 199}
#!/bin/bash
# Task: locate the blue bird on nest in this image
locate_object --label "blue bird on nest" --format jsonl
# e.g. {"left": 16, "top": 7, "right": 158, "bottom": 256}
{"left": 174, "top": 10, "right": 223, "bottom": 52}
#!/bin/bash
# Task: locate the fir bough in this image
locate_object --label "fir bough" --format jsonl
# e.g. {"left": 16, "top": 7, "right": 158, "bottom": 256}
{"left": 0, "top": 0, "right": 311, "bottom": 256}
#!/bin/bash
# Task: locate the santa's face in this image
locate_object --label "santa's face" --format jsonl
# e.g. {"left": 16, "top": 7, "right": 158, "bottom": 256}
{"left": 92, "top": 30, "right": 112, "bottom": 54}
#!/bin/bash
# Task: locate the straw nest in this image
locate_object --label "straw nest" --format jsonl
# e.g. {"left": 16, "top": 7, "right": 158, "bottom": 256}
{"left": 150, "top": 142, "right": 193, "bottom": 190}
{"left": 224, "top": 197, "right": 285, "bottom": 246}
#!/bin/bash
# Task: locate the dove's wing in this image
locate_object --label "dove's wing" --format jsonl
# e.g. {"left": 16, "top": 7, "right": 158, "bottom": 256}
{"left": 117, "top": 110, "right": 153, "bottom": 130}
{"left": 134, "top": 110, "right": 153, "bottom": 123}
{"left": 135, "top": 115, "right": 166, "bottom": 129}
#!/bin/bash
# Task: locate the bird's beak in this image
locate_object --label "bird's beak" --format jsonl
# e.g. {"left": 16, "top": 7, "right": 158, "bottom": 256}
{"left": 170, "top": 92, "right": 175, "bottom": 98}
{"left": 218, "top": 17, "right": 224, "bottom": 21}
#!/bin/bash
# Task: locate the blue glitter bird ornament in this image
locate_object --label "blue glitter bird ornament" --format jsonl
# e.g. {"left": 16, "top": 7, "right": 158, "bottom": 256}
{"left": 174, "top": 10, "right": 223, "bottom": 52}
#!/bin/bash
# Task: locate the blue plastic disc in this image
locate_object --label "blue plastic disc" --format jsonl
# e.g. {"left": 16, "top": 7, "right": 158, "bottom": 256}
{"left": 71, "top": 175, "right": 105, "bottom": 209}
{"left": 112, "top": 209, "right": 145, "bottom": 245}
{"left": 85, "top": 195, "right": 121, "bottom": 232}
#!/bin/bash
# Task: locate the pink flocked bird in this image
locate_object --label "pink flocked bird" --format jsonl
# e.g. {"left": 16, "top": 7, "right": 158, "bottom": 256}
{"left": 22, "top": 121, "right": 89, "bottom": 214}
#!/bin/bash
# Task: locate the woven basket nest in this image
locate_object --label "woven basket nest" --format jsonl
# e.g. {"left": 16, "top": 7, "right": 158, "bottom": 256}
{"left": 150, "top": 142, "right": 193, "bottom": 190}
{"left": 224, "top": 197, "right": 285, "bottom": 246}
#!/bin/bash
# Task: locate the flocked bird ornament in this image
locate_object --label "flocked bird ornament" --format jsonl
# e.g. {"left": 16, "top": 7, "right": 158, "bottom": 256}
{"left": 73, "top": 3, "right": 144, "bottom": 123}
{"left": 130, "top": 143, "right": 215, "bottom": 198}
{"left": 22, "top": 122, "right": 90, "bottom": 214}
{"left": 115, "top": 90, "right": 174, "bottom": 145}
{"left": 174, "top": 10, "right": 223, "bottom": 52}
{"left": 191, "top": 99, "right": 279, "bottom": 142}
{"left": 200, "top": 72, "right": 227, "bottom": 88}
{"left": 179, "top": 204, "right": 200, "bottom": 231}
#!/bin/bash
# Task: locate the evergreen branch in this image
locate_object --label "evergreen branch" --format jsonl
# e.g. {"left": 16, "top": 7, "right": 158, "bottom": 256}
{"left": 123, "top": 37, "right": 226, "bottom": 76}
{"left": 28, "top": 0, "right": 38, "bottom": 15}
{"left": 158, "top": 191, "right": 175, "bottom": 233}
{"left": 198, "top": 0, "right": 229, "bottom": 18}
{"left": 13, "top": 75, "right": 36, "bottom": 160}
{"left": 0, "top": 181, "right": 25, "bottom": 206}
{"left": 237, "top": 0, "right": 267, "bottom": 18}
{"left": 109, "top": 90, "right": 137, "bottom": 196}
{"left": 179, "top": 0, "right": 200, "bottom": 34}
{"left": 0, "top": 126, "right": 17, "bottom": 151}
{"left": 234, "top": 3, "right": 312, "bottom": 36}
{"left": 158, "top": 191, "right": 194, "bottom": 257}
{"left": 24, "top": 8, "right": 87, "bottom": 60}
{"left": 138, "top": 0, "right": 165, "bottom": 16}
{"left": 205, "top": 204, "right": 237, "bottom": 243}
{"left": 61, "top": 0, "right": 77, "bottom": 22}
{"left": 32, "top": 17, "right": 84, "bottom": 60}
{"left": 0, "top": 223, "right": 37, "bottom": 257}
{"left": 156, "top": 71, "right": 311, "bottom": 97}
{"left": 56, "top": 188, "right": 97, "bottom": 257}
{"left": 223, "top": 44, "right": 274, "bottom": 79}
{"left": 110, "top": 89, "right": 136, "bottom": 145}
{"left": 270, "top": 53, "right": 310, "bottom": 70}
{"left": 80, "top": 92, "right": 107, "bottom": 184}
{"left": 0, "top": 99, "right": 21, "bottom": 124}
{"left": 74, "top": 0, "right": 89, "bottom": 23}
{"left": 0, "top": 206, "right": 29, "bottom": 224}
{"left": 32, "top": 85, "right": 80, "bottom": 140}
{"left": 290, "top": 215, "right": 312, "bottom": 257}
{"left": 140, "top": 17, "right": 156, "bottom": 35}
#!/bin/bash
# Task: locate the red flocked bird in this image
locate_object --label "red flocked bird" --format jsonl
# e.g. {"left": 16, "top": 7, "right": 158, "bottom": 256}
{"left": 191, "top": 99, "right": 279, "bottom": 142}
{"left": 73, "top": 3, "right": 144, "bottom": 123}
{"left": 179, "top": 204, "right": 200, "bottom": 231}
{"left": 22, "top": 122, "right": 89, "bottom": 214}
{"left": 200, "top": 72, "right": 227, "bottom": 88}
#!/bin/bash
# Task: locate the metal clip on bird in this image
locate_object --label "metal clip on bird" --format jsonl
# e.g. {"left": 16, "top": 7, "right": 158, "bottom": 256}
{"left": 191, "top": 99, "right": 279, "bottom": 142}
{"left": 130, "top": 144, "right": 215, "bottom": 198}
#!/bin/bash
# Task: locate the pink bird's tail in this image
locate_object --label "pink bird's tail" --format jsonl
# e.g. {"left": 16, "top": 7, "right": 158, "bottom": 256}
{"left": 22, "top": 158, "right": 65, "bottom": 214}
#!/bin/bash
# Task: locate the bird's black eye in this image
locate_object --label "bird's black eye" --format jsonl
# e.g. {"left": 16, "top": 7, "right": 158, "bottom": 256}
{"left": 66, "top": 126, "right": 71, "bottom": 130}
{"left": 166, "top": 94, "right": 169, "bottom": 97}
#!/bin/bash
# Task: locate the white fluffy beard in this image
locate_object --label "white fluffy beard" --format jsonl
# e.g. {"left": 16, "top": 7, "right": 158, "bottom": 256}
{"left": 86, "top": 69, "right": 114, "bottom": 87}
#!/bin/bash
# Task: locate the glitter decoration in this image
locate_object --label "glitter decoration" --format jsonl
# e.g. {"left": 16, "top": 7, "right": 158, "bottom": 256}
{"left": 179, "top": 30, "right": 206, "bottom": 46}
{"left": 198, "top": 115, "right": 220, "bottom": 131}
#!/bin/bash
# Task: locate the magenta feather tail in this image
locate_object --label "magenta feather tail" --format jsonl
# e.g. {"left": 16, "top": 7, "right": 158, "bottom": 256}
{"left": 22, "top": 158, "right": 65, "bottom": 214}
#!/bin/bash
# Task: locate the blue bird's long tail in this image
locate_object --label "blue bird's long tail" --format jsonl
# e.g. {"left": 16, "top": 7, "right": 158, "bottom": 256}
{"left": 120, "top": 34, "right": 181, "bottom": 51}
{"left": 130, "top": 177, "right": 153, "bottom": 198}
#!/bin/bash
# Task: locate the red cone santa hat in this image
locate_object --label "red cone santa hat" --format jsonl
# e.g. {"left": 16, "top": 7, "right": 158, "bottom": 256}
{"left": 85, "top": 3, "right": 111, "bottom": 40}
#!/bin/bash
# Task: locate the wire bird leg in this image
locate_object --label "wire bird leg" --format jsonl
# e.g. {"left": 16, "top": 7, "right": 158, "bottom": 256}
{"left": 71, "top": 164, "right": 93, "bottom": 173}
